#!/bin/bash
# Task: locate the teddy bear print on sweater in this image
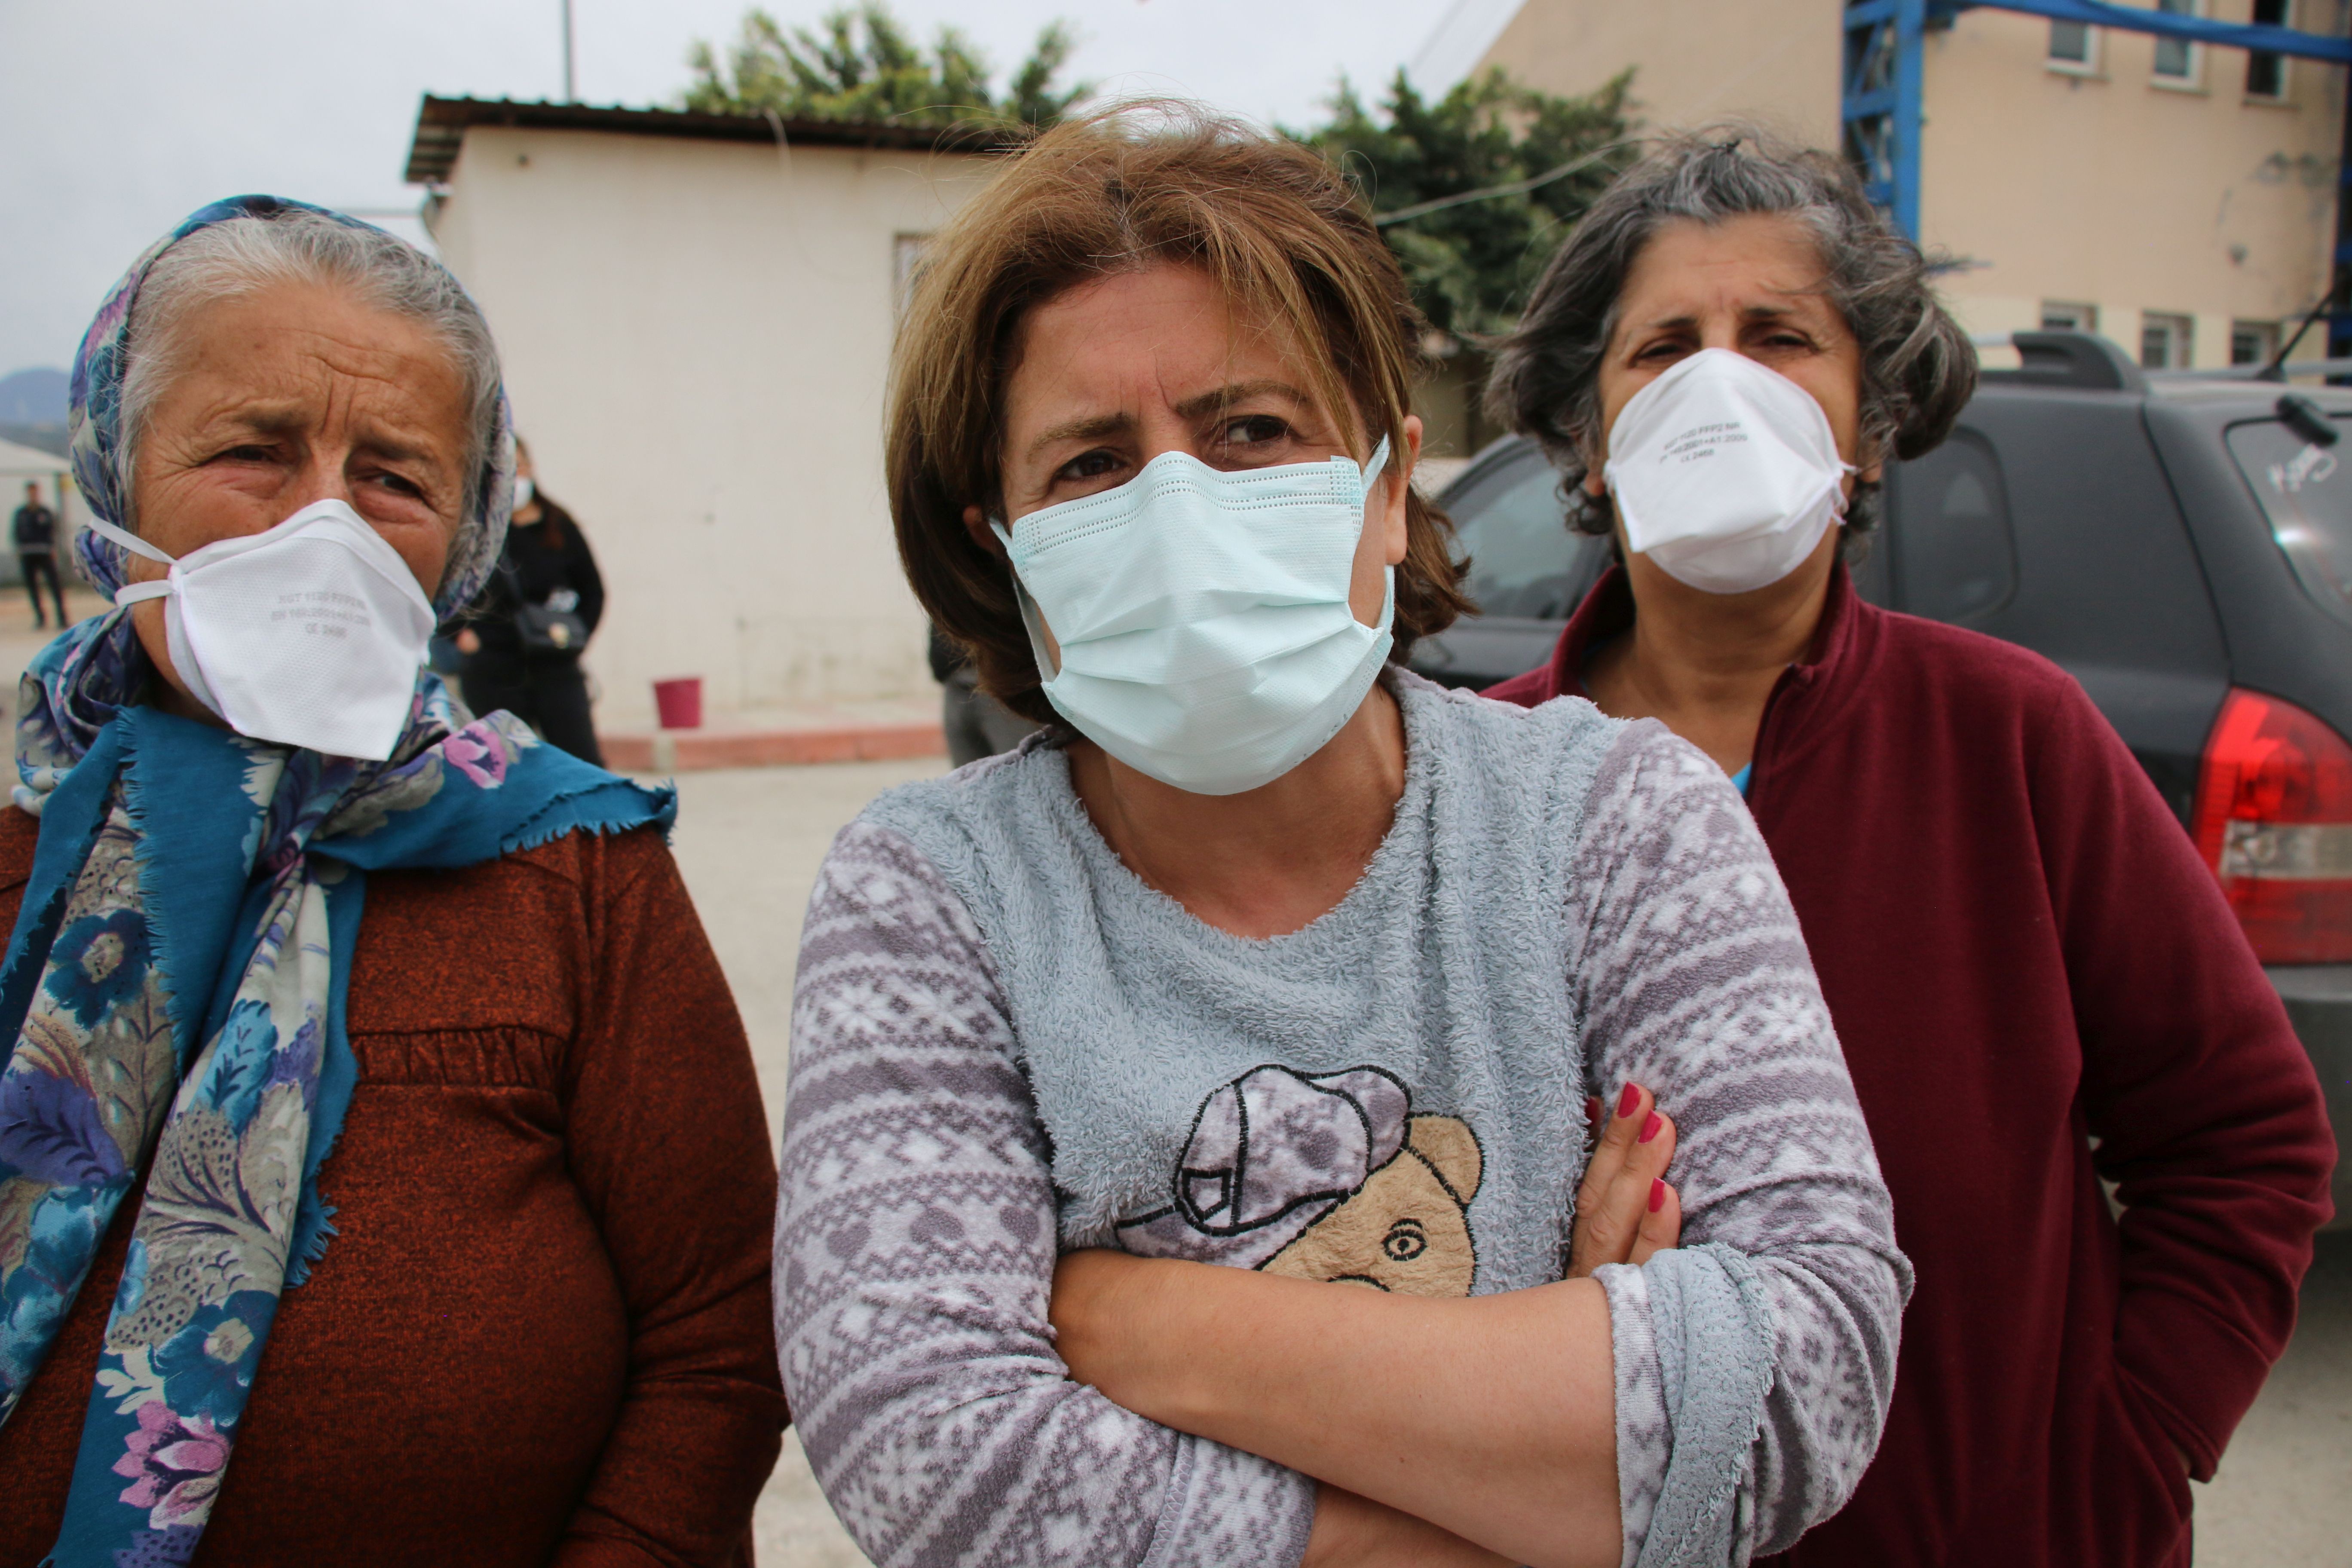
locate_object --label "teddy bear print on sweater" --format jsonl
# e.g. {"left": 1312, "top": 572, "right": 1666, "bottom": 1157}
{"left": 1114, "top": 1064, "right": 1484, "bottom": 1296}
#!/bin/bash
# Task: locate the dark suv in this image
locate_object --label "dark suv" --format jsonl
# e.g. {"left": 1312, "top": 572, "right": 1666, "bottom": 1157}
{"left": 1412, "top": 331, "right": 2351, "bottom": 1223}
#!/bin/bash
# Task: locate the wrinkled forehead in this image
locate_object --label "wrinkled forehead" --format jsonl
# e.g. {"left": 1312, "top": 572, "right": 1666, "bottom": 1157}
{"left": 1613, "top": 214, "right": 1842, "bottom": 338}
{"left": 149, "top": 290, "right": 472, "bottom": 452}
{"left": 1000, "top": 263, "right": 1364, "bottom": 446}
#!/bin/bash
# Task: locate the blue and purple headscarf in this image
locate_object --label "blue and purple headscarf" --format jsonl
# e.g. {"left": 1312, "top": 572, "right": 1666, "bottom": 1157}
{"left": 0, "top": 196, "right": 669, "bottom": 1567}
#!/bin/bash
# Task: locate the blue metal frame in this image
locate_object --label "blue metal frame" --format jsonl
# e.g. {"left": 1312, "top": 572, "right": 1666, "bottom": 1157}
{"left": 1844, "top": 0, "right": 2352, "bottom": 239}
{"left": 1843, "top": 0, "right": 1929, "bottom": 238}
{"left": 1955, "top": 0, "right": 2352, "bottom": 63}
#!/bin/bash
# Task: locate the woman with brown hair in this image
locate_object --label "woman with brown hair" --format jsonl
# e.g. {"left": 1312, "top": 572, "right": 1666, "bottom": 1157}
{"left": 775, "top": 107, "right": 1905, "bottom": 1568}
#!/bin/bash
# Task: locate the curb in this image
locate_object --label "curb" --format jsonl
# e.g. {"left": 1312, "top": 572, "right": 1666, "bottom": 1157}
{"left": 604, "top": 721, "right": 945, "bottom": 773}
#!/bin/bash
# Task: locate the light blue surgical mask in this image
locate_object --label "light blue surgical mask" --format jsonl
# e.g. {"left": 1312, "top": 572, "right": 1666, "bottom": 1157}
{"left": 994, "top": 437, "right": 1393, "bottom": 796}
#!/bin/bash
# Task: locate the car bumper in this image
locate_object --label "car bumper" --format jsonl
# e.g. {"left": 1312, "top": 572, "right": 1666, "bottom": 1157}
{"left": 2268, "top": 964, "right": 2352, "bottom": 1231}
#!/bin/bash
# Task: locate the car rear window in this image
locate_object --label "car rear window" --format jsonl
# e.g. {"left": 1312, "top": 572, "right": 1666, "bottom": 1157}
{"left": 2227, "top": 416, "right": 2352, "bottom": 629}
{"left": 1886, "top": 428, "right": 2018, "bottom": 625}
{"left": 1441, "top": 455, "right": 1587, "bottom": 619}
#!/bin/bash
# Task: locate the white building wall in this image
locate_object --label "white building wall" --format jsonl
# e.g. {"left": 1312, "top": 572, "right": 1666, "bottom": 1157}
{"left": 429, "top": 127, "right": 996, "bottom": 725}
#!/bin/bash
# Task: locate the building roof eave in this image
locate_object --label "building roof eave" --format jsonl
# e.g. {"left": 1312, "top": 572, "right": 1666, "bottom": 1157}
{"left": 403, "top": 95, "right": 1023, "bottom": 185}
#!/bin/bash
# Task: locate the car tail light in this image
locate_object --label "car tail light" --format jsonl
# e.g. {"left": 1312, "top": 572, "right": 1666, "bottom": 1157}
{"left": 2190, "top": 688, "right": 2352, "bottom": 963}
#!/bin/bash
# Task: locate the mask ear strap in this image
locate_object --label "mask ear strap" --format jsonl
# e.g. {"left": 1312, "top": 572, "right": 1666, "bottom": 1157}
{"left": 1359, "top": 435, "right": 1392, "bottom": 489}
{"left": 990, "top": 521, "right": 1061, "bottom": 682}
{"left": 81, "top": 515, "right": 176, "bottom": 567}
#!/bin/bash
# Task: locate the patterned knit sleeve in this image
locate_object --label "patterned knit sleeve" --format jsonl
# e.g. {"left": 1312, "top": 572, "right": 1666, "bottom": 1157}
{"left": 1563, "top": 723, "right": 1910, "bottom": 1566}
{"left": 775, "top": 818, "right": 1320, "bottom": 1568}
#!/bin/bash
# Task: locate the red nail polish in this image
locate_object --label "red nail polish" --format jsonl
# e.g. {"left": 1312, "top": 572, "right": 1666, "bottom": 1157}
{"left": 1585, "top": 1096, "right": 1603, "bottom": 1125}
{"left": 1639, "top": 1111, "right": 1663, "bottom": 1144}
{"left": 1649, "top": 1178, "right": 1667, "bottom": 1213}
{"left": 1617, "top": 1082, "right": 1641, "bottom": 1120}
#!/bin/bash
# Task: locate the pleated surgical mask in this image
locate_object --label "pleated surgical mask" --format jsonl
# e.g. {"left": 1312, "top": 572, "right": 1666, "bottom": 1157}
{"left": 994, "top": 438, "right": 1393, "bottom": 796}
{"left": 1602, "top": 348, "right": 1857, "bottom": 594}
{"left": 89, "top": 499, "right": 437, "bottom": 760}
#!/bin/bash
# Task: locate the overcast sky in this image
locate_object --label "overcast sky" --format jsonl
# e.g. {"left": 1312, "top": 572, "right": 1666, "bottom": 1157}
{"left": 0, "top": 0, "right": 1475, "bottom": 384}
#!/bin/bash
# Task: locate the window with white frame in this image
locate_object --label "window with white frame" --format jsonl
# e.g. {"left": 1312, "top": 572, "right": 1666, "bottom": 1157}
{"left": 2048, "top": 19, "right": 2099, "bottom": 73}
{"left": 2152, "top": 0, "right": 2202, "bottom": 85}
{"left": 2246, "top": 0, "right": 2291, "bottom": 99}
{"left": 2142, "top": 313, "right": 2194, "bottom": 368}
{"left": 2233, "top": 319, "right": 2282, "bottom": 366}
{"left": 2042, "top": 301, "right": 2100, "bottom": 333}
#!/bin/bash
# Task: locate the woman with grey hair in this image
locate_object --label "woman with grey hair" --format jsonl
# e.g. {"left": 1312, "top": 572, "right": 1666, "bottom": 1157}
{"left": 0, "top": 197, "right": 784, "bottom": 1567}
{"left": 1486, "top": 131, "right": 2334, "bottom": 1568}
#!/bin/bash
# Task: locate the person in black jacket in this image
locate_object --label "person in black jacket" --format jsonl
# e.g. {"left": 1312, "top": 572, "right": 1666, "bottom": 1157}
{"left": 453, "top": 441, "right": 606, "bottom": 764}
{"left": 12, "top": 481, "right": 67, "bottom": 628}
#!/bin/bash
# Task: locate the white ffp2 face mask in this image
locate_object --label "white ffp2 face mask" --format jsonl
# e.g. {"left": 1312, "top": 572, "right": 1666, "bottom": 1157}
{"left": 89, "top": 500, "right": 438, "bottom": 760}
{"left": 1602, "top": 347, "right": 1857, "bottom": 595}
{"left": 995, "top": 439, "right": 1393, "bottom": 796}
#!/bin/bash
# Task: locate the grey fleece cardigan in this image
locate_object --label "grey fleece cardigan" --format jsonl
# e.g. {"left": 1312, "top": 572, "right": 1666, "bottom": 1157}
{"left": 775, "top": 672, "right": 1908, "bottom": 1567}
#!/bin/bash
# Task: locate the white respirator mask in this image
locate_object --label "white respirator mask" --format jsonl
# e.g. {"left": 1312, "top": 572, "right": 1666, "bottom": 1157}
{"left": 88, "top": 500, "right": 438, "bottom": 761}
{"left": 994, "top": 438, "right": 1394, "bottom": 797}
{"left": 1602, "top": 348, "right": 1858, "bottom": 595}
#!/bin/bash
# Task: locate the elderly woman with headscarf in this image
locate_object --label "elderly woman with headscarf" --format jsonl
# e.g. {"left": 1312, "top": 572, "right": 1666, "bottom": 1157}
{"left": 0, "top": 197, "right": 785, "bottom": 1568}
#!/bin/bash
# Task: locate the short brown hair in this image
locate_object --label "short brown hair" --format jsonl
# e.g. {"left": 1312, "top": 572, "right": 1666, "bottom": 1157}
{"left": 888, "top": 103, "right": 1471, "bottom": 723}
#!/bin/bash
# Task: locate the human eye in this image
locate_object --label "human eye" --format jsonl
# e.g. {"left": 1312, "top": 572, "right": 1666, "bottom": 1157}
{"left": 1630, "top": 336, "right": 1690, "bottom": 367}
{"left": 1054, "top": 447, "right": 1125, "bottom": 485}
{"left": 359, "top": 465, "right": 429, "bottom": 501}
{"left": 1211, "top": 412, "right": 1296, "bottom": 466}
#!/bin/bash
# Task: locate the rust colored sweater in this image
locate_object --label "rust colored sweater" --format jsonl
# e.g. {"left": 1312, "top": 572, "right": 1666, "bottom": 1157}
{"left": 0, "top": 808, "right": 787, "bottom": 1567}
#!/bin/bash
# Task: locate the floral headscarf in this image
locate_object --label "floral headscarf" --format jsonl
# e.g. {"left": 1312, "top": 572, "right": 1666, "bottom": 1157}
{"left": 0, "top": 197, "right": 669, "bottom": 1568}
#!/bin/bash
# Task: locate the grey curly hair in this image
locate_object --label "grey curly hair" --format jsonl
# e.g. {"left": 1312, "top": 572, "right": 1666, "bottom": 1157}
{"left": 1487, "top": 124, "right": 1976, "bottom": 540}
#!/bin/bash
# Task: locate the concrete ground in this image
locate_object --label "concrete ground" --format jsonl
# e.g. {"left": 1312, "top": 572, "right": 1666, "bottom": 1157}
{"left": 661, "top": 760, "right": 944, "bottom": 1568}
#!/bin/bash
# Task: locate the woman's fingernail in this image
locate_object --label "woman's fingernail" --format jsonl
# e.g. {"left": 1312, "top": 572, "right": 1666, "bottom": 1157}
{"left": 1639, "top": 1111, "right": 1663, "bottom": 1144}
{"left": 1617, "top": 1082, "right": 1642, "bottom": 1120}
{"left": 1585, "top": 1096, "right": 1603, "bottom": 1127}
{"left": 1649, "top": 1178, "right": 1667, "bottom": 1213}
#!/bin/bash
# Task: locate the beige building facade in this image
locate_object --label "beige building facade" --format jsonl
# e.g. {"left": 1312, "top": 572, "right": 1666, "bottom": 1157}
{"left": 408, "top": 100, "right": 1000, "bottom": 725}
{"left": 1433, "top": 0, "right": 2347, "bottom": 370}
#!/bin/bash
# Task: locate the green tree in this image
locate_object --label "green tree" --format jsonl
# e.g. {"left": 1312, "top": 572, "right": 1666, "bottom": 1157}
{"left": 1297, "top": 69, "right": 1635, "bottom": 343}
{"left": 684, "top": 3, "right": 1088, "bottom": 129}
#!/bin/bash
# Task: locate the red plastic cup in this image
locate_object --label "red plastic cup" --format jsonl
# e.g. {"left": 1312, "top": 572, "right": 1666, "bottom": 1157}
{"left": 652, "top": 677, "right": 703, "bottom": 731}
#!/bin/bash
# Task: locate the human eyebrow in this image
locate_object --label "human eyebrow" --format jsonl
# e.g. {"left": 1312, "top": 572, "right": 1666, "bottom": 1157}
{"left": 1171, "top": 380, "right": 1315, "bottom": 422}
{"left": 354, "top": 430, "right": 441, "bottom": 468}
{"left": 1624, "top": 312, "right": 1700, "bottom": 337}
{"left": 1026, "top": 410, "right": 1133, "bottom": 460}
{"left": 194, "top": 405, "right": 306, "bottom": 444}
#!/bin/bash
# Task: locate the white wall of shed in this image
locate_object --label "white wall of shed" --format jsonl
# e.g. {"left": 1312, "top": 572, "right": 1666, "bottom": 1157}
{"left": 429, "top": 127, "right": 995, "bottom": 724}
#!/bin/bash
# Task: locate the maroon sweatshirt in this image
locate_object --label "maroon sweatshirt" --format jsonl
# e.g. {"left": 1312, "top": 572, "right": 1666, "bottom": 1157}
{"left": 1487, "top": 564, "right": 2334, "bottom": 1568}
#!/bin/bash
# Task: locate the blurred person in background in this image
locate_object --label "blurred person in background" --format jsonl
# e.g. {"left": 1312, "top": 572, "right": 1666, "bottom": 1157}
{"left": 930, "top": 622, "right": 1040, "bottom": 765}
{"left": 453, "top": 438, "right": 606, "bottom": 765}
{"left": 778, "top": 106, "right": 1909, "bottom": 1568}
{"left": 12, "top": 480, "right": 67, "bottom": 628}
{"left": 1484, "top": 129, "right": 2335, "bottom": 1568}
{"left": 0, "top": 196, "right": 784, "bottom": 1568}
